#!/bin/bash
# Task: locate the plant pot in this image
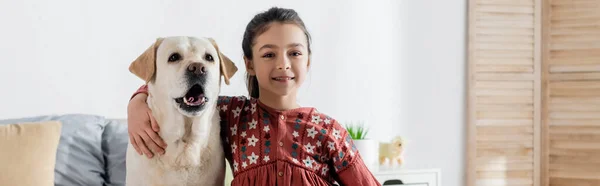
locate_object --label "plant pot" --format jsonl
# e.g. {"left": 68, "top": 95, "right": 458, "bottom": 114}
{"left": 353, "top": 139, "right": 379, "bottom": 172}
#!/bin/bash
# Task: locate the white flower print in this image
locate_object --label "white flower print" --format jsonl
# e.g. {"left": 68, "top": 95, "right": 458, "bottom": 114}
{"left": 333, "top": 129, "right": 341, "bottom": 140}
{"left": 292, "top": 158, "right": 299, "bottom": 164}
{"left": 233, "top": 107, "right": 242, "bottom": 118}
{"left": 241, "top": 131, "right": 247, "bottom": 137}
{"left": 324, "top": 118, "right": 331, "bottom": 125}
{"left": 316, "top": 141, "right": 322, "bottom": 147}
{"left": 292, "top": 131, "right": 299, "bottom": 138}
{"left": 231, "top": 143, "right": 237, "bottom": 153}
{"left": 263, "top": 125, "right": 270, "bottom": 133}
{"left": 248, "top": 135, "right": 259, "bottom": 147}
{"left": 242, "top": 161, "right": 248, "bottom": 169}
{"left": 220, "top": 105, "right": 228, "bottom": 112}
{"left": 233, "top": 161, "right": 239, "bottom": 172}
{"left": 249, "top": 119, "right": 257, "bottom": 129}
{"left": 304, "top": 142, "right": 315, "bottom": 154}
{"left": 263, "top": 155, "right": 270, "bottom": 162}
{"left": 306, "top": 126, "right": 318, "bottom": 139}
{"left": 230, "top": 125, "right": 237, "bottom": 136}
{"left": 303, "top": 156, "right": 314, "bottom": 168}
{"left": 328, "top": 141, "right": 336, "bottom": 151}
{"left": 312, "top": 115, "right": 322, "bottom": 124}
{"left": 314, "top": 164, "right": 321, "bottom": 171}
{"left": 321, "top": 167, "right": 329, "bottom": 176}
{"left": 251, "top": 103, "right": 257, "bottom": 114}
{"left": 249, "top": 152, "right": 259, "bottom": 165}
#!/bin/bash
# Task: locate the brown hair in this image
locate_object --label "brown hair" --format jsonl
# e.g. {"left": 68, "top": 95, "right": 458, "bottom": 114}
{"left": 242, "top": 7, "right": 312, "bottom": 98}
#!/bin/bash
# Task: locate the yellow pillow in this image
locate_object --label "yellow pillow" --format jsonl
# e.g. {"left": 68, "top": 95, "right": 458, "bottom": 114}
{"left": 0, "top": 121, "right": 62, "bottom": 186}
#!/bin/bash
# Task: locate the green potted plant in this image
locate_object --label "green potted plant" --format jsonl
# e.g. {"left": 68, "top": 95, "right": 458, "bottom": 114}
{"left": 344, "top": 121, "right": 378, "bottom": 172}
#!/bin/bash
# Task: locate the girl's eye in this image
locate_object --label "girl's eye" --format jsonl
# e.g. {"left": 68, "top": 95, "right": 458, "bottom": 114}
{"left": 262, "top": 53, "right": 275, "bottom": 58}
{"left": 290, "top": 51, "right": 302, "bottom": 56}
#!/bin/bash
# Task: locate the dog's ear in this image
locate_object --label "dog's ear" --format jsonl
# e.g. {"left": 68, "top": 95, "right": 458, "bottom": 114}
{"left": 208, "top": 38, "right": 238, "bottom": 85}
{"left": 129, "top": 38, "right": 164, "bottom": 82}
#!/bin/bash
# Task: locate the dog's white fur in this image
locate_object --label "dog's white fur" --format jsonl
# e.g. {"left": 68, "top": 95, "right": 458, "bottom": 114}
{"left": 126, "top": 36, "right": 237, "bottom": 186}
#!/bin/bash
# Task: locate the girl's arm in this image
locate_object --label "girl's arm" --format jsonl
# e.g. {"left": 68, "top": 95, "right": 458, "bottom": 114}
{"left": 128, "top": 84, "right": 166, "bottom": 158}
{"left": 327, "top": 120, "right": 381, "bottom": 186}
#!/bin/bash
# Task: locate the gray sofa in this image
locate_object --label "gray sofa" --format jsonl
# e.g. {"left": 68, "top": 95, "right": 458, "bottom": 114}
{"left": 0, "top": 114, "right": 129, "bottom": 186}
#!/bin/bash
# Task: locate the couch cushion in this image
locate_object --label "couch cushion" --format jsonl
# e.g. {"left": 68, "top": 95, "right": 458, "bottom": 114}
{"left": 0, "top": 114, "right": 108, "bottom": 186}
{"left": 102, "top": 119, "right": 129, "bottom": 186}
{"left": 0, "top": 121, "right": 62, "bottom": 186}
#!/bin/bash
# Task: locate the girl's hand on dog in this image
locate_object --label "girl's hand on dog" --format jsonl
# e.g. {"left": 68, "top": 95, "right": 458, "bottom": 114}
{"left": 128, "top": 93, "right": 167, "bottom": 158}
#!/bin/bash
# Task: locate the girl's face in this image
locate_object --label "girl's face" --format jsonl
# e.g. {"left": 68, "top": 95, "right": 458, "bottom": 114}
{"left": 246, "top": 23, "right": 310, "bottom": 98}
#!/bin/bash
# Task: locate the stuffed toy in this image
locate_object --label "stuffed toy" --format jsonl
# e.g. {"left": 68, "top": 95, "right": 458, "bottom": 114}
{"left": 379, "top": 136, "right": 404, "bottom": 166}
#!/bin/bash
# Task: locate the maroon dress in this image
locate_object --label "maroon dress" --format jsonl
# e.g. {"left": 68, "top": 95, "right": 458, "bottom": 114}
{"left": 134, "top": 85, "right": 381, "bottom": 186}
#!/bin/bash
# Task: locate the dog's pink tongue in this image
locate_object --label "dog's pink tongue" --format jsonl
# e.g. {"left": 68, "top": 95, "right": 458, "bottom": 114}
{"left": 185, "top": 95, "right": 205, "bottom": 106}
{"left": 187, "top": 97, "right": 196, "bottom": 103}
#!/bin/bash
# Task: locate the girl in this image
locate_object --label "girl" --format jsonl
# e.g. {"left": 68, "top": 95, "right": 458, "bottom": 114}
{"left": 127, "top": 7, "right": 381, "bottom": 186}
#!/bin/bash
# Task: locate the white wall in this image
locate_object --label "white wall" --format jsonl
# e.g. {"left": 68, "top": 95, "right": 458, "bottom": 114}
{"left": 0, "top": 0, "right": 465, "bottom": 186}
{"left": 396, "top": 1, "right": 467, "bottom": 186}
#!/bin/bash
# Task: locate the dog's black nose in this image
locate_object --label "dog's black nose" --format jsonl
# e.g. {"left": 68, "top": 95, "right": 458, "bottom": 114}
{"left": 187, "top": 63, "right": 206, "bottom": 75}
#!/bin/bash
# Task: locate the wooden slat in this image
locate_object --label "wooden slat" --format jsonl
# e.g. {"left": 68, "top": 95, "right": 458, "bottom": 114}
{"left": 476, "top": 73, "right": 535, "bottom": 80}
{"left": 550, "top": 133, "right": 600, "bottom": 141}
{"left": 549, "top": 119, "right": 600, "bottom": 126}
{"left": 549, "top": 177, "right": 600, "bottom": 186}
{"left": 478, "top": 148, "right": 534, "bottom": 157}
{"left": 548, "top": 73, "right": 600, "bottom": 81}
{"left": 549, "top": 126, "right": 600, "bottom": 134}
{"left": 476, "top": 5, "right": 535, "bottom": 14}
{"left": 477, "top": 0, "right": 535, "bottom": 6}
{"left": 476, "top": 178, "right": 534, "bottom": 185}
{"left": 478, "top": 111, "right": 534, "bottom": 119}
{"left": 550, "top": 97, "right": 600, "bottom": 104}
{"left": 550, "top": 141, "right": 600, "bottom": 149}
{"left": 478, "top": 43, "right": 535, "bottom": 50}
{"left": 478, "top": 125, "right": 534, "bottom": 135}
{"left": 551, "top": 34, "right": 600, "bottom": 42}
{"left": 477, "top": 104, "right": 534, "bottom": 111}
{"left": 551, "top": 49, "right": 600, "bottom": 58}
{"left": 549, "top": 57, "right": 600, "bottom": 65}
{"left": 550, "top": 154, "right": 600, "bottom": 164}
{"left": 477, "top": 12, "right": 535, "bottom": 22}
{"left": 478, "top": 58, "right": 534, "bottom": 65}
{"left": 551, "top": 88, "right": 600, "bottom": 96}
{"left": 469, "top": 1, "right": 540, "bottom": 186}
{"left": 549, "top": 103, "right": 600, "bottom": 111}
{"left": 478, "top": 50, "right": 535, "bottom": 58}
{"left": 476, "top": 89, "right": 534, "bottom": 96}
{"left": 476, "top": 81, "right": 533, "bottom": 89}
{"left": 549, "top": 112, "right": 600, "bottom": 119}
{"left": 550, "top": 27, "right": 600, "bottom": 36}
{"left": 477, "top": 119, "right": 533, "bottom": 126}
{"left": 477, "top": 134, "right": 534, "bottom": 142}
{"left": 477, "top": 20, "right": 536, "bottom": 28}
{"left": 478, "top": 35, "right": 534, "bottom": 43}
{"left": 478, "top": 27, "right": 535, "bottom": 35}
{"left": 477, "top": 170, "right": 533, "bottom": 179}
{"left": 477, "top": 65, "right": 534, "bottom": 72}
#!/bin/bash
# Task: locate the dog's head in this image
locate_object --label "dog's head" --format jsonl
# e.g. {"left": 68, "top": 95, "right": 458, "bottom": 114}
{"left": 129, "top": 36, "right": 237, "bottom": 116}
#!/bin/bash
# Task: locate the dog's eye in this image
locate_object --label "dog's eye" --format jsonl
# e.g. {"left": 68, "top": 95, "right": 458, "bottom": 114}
{"left": 205, "top": 54, "right": 214, "bottom": 62}
{"left": 168, "top": 53, "right": 181, "bottom": 62}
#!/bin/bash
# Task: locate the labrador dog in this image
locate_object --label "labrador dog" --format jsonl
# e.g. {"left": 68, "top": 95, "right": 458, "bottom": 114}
{"left": 126, "top": 36, "right": 237, "bottom": 186}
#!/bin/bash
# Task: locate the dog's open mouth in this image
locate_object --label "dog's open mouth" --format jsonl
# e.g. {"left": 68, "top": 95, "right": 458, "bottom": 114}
{"left": 175, "top": 84, "right": 207, "bottom": 107}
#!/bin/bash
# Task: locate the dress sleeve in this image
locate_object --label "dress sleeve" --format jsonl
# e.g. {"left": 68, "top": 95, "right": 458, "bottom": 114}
{"left": 130, "top": 84, "right": 148, "bottom": 100}
{"left": 326, "top": 120, "right": 381, "bottom": 186}
{"left": 218, "top": 96, "right": 248, "bottom": 162}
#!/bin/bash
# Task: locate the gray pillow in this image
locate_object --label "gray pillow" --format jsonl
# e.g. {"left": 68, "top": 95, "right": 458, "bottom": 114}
{"left": 102, "top": 119, "right": 129, "bottom": 186}
{"left": 0, "top": 114, "right": 107, "bottom": 186}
